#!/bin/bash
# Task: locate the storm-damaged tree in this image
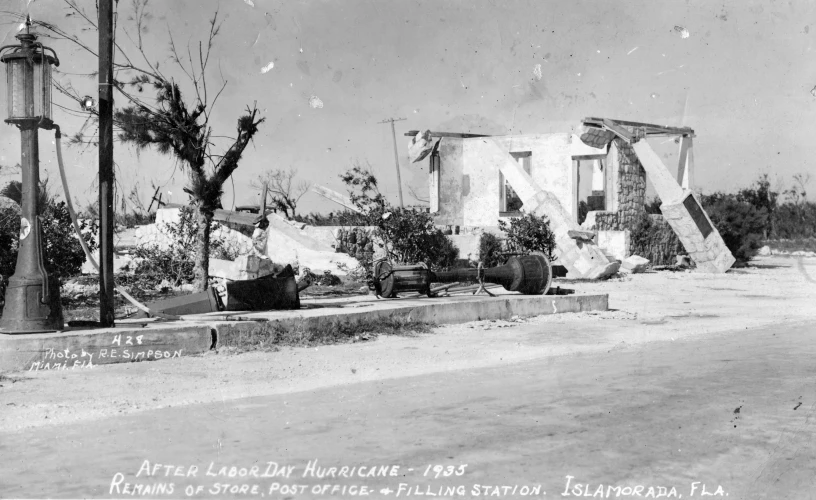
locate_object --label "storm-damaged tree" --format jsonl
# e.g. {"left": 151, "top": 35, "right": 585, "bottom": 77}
{"left": 252, "top": 168, "right": 311, "bottom": 219}
{"left": 33, "top": 0, "right": 265, "bottom": 291}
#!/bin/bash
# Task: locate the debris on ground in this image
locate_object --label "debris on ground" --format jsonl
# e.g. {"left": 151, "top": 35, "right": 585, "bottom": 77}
{"left": 621, "top": 255, "right": 650, "bottom": 274}
{"left": 93, "top": 207, "right": 363, "bottom": 280}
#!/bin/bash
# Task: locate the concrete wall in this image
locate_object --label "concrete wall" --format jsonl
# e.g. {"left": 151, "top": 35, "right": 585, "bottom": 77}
{"left": 614, "top": 139, "right": 647, "bottom": 228}
{"left": 433, "top": 133, "right": 606, "bottom": 228}
{"left": 596, "top": 230, "right": 630, "bottom": 261}
{"left": 434, "top": 138, "right": 466, "bottom": 226}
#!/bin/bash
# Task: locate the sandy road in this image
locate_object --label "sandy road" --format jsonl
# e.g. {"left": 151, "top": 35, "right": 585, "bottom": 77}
{"left": 0, "top": 256, "right": 815, "bottom": 498}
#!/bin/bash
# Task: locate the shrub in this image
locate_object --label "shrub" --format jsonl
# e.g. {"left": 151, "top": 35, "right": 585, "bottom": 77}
{"left": 497, "top": 213, "right": 557, "bottom": 260}
{"left": 0, "top": 197, "right": 98, "bottom": 282}
{"left": 293, "top": 210, "right": 368, "bottom": 227}
{"left": 300, "top": 269, "right": 342, "bottom": 286}
{"left": 773, "top": 202, "right": 816, "bottom": 239}
{"left": 378, "top": 208, "right": 459, "bottom": 269}
{"left": 130, "top": 206, "right": 232, "bottom": 288}
{"left": 736, "top": 173, "right": 778, "bottom": 238}
{"left": 42, "top": 202, "right": 99, "bottom": 278}
{"left": 479, "top": 232, "right": 504, "bottom": 267}
{"left": 701, "top": 193, "right": 767, "bottom": 262}
{"left": 340, "top": 165, "right": 458, "bottom": 270}
{"left": 629, "top": 212, "right": 685, "bottom": 265}
{"left": 644, "top": 195, "right": 662, "bottom": 215}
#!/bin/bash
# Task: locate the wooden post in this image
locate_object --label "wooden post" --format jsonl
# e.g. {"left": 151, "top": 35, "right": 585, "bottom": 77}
{"left": 258, "top": 181, "right": 268, "bottom": 215}
{"left": 378, "top": 117, "right": 407, "bottom": 208}
{"left": 98, "top": 0, "right": 115, "bottom": 326}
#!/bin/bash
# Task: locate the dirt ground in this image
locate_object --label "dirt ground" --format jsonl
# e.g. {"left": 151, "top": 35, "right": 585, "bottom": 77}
{"left": 2, "top": 255, "right": 814, "bottom": 435}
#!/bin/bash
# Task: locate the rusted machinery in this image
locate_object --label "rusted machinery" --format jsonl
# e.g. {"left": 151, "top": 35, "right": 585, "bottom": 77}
{"left": 371, "top": 254, "right": 552, "bottom": 298}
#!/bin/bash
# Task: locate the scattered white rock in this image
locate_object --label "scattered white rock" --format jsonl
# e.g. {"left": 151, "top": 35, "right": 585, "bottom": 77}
{"left": 757, "top": 245, "right": 771, "bottom": 256}
{"left": 309, "top": 95, "right": 323, "bottom": 109}
{"left": 621, "top": 255, "right": 650, "bottom": 274}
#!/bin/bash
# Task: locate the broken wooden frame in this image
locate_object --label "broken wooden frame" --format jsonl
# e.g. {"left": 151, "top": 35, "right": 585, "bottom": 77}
{"left": 581, "top": 117, "right": 734, "bottom": 273}
{"left": 581, "top": 117, "right": 696, "bottom": 190}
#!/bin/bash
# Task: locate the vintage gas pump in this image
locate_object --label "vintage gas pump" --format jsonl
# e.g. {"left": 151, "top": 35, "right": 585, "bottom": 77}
{"left": 0, "top": 17, "right": 63, "bottom": 333}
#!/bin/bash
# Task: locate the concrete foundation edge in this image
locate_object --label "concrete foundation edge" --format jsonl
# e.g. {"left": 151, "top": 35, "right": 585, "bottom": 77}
{"left": 0, "top": 294, "right": 608, "bottom": 373}
{"left": 0, "top": 325, "right": 214, "bottom": 374}
{"left": 213, "top": 294, "right": 609, "bottom": 349}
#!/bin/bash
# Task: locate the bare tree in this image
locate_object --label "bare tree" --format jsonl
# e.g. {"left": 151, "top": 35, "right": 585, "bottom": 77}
{"left": 252, "top": 168, "right": 311, "bottom": 219}
{"left": 787, "top": 173, "right": 811, "bottom": 205}
{"left": 32, "top": 0, "right": 265, "bottom": 291}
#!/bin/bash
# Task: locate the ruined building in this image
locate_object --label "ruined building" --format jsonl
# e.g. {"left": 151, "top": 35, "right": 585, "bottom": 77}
{"left": 407, "top": 118, "right": 734, "bottom": 274}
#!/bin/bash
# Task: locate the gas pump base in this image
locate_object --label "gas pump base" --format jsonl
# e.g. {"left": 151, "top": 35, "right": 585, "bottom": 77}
{"left": 0, "top": 275, "right": 63, "bottom": 334}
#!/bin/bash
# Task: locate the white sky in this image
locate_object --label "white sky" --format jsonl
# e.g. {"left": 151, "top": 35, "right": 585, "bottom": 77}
{"left": 1, "top": 0, "right": 814, "bottom": 214}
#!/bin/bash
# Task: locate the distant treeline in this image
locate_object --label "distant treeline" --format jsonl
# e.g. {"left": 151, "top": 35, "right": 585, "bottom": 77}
{"left": 293, "top": 210, "right": 369, "bottom": 226}
{"left": 644, "top": 173, "right": 816, "bottom": 261}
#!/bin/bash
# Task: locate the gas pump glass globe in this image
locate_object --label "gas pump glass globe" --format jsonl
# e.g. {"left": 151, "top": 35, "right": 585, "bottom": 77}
{"left": 1, "top": 31, "right": 58, "bottom": 124}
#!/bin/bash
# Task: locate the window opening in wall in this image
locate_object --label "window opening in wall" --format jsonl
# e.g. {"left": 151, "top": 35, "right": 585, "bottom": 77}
{"left": 500, "top": 151, "right": 532, "bottom": 214}
{"left": 575, "top": 158, "right": 607, "bottom": 224}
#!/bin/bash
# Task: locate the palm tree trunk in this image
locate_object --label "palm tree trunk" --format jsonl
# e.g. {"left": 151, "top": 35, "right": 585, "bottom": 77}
{"left": 193, "top": 206, "right": 212, "bottom": 292}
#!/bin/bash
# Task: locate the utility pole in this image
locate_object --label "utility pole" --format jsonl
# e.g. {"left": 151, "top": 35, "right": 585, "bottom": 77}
{"left": 378, "top": 117, "right": 407, "bottom": 208}
{"left": 98, "top": 0, "right": 115, "bottom": 326}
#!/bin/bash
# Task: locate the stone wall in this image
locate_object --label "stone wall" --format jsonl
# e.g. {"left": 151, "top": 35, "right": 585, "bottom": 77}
{"left": 614, "top": 139, "right": 647, "bottom": 229}
{"left": 334, "top": 227, "right": 376, "bottom": 265}
{"left": 592, "top": 211, "right": 621, "bottom": 231}
{"left": 582, "top": 140, "right": 646, "bottom": 233}
{"left": 629, "top": 214, "right": 687, "bottom": 266}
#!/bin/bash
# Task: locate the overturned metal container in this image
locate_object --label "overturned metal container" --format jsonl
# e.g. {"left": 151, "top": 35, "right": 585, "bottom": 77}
{"left": 225, "top": 264, "right": 300, "bottom": 311}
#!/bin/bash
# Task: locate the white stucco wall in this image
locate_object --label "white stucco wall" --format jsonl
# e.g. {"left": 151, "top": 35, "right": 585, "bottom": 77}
{"left": 441, "top": 133, "right": 606, "bottom": 228}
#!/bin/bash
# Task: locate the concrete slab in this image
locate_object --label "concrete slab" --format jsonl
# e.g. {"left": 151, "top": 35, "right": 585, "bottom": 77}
{"left": 0, "top": 323, "right": 213, "bottom": 373}
{"left": 212, "top": 293, "right": 608, "bottom": 348}
{"left": 0, "top": 293, "right": 607, "bottom": 373}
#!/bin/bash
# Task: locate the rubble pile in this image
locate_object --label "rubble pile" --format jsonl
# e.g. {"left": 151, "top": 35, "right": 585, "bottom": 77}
{"left": 620, "top": 255, "right": 650, "bottom": 274}
{"left": 83, "top": 207, "right": 367, "bottom": 281}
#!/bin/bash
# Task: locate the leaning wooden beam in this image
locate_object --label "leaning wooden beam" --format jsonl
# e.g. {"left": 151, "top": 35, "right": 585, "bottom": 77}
{"left": 404, "top": 130, "right": 490, "bottom": 138}
{"left": 676, "top": 136, "right": 695, "bottom": 190}
{"left": 601, "top": 118, "right": 635, "bottom": 143}
{"left": 584, "top": 117, "right": 695, "bottom": 136}
{"left": 311, "top": 185, "right": 362, "bottom": 213}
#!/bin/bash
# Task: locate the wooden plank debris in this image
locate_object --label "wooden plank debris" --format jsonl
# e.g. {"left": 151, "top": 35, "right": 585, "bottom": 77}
{"left": 404, "top": 130, "right": 491, "bottom": 138}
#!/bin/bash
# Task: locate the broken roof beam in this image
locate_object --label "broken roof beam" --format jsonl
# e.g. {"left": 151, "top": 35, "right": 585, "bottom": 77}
{"left": 600, "top": 118, "right": 635, "bottom": 143}
{"left": 311, "top": 185, "right": 362, "bottom": 213}
{"left": 583, "top": 117, "right": 695, "bottom": 137}
{"left": 403, "top": 130, "right": 491, "bottom": 138}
